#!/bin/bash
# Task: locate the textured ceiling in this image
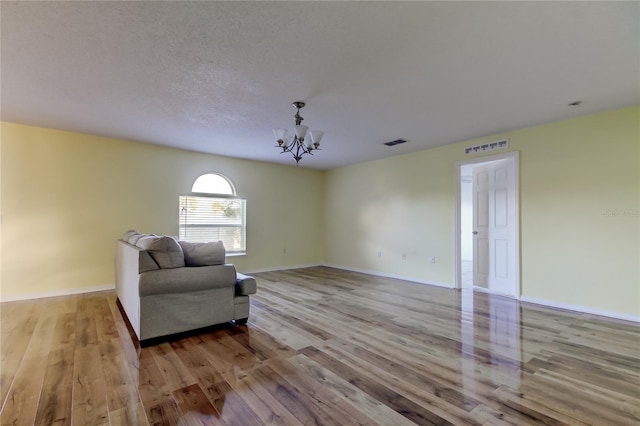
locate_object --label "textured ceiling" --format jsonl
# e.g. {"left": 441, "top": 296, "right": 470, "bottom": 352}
{"left": 2, "top": 1, "right": 638, "bottom": 170}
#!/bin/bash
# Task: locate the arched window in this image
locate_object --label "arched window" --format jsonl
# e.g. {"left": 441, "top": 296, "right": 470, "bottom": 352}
{"left": 191, "top": 173, "right": 235, "bottom": 195}
{"left": 179, "top": 173, "right": 246, "bottom": 254}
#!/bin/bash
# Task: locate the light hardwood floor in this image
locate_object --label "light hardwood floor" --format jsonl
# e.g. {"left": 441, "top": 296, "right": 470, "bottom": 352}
{"left": 1, "top": 266, "right": 639, "bottom": 425}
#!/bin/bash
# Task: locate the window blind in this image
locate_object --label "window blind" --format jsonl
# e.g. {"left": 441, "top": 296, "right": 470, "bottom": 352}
{"left": 179, "top": 195, "right": 246, "bottom": 253}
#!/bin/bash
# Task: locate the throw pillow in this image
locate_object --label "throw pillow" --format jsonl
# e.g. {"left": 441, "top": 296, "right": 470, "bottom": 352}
{"left": 137, "top": 236, "right": 185, "bottom": 269}
{"left": 179, "top": 240, "right": 226, "bottom": 266}
{"left": 138, "top": 250, "right": 160, "bottom": 273}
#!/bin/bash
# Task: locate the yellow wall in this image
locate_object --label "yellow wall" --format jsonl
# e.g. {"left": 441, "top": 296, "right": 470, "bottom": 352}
{"left": 325, "top": 144, "right": 457, "bottom": 286}
{"left": 2, "top": 106, "right": 638, "bottom": 317}
{"left": 325, "top": 106, "right": 639, "bottom": 317}
{"left": 1, "top": 123, "right": 325, "bottom": 299}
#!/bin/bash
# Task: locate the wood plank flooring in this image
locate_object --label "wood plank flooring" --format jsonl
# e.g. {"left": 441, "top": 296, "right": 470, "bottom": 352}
{"left": 1, "top": 266, "right": 639, "bottom": 425}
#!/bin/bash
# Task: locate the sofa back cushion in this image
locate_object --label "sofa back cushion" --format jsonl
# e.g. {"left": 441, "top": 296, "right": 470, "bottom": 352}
{"left": 122, "top": 229, "right": 139, "bottom": 242}
{"left": 122, "top": 230, "right": 159, "bottom": 246}
{"left": 137, "top": 236, "right": 185, "bottom": 269}
{"left": 179, "top": 240, "right": 226, "bottom": 266}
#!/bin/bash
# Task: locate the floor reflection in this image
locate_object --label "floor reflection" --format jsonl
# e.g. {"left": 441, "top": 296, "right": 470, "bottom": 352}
{"left": 460, "top": 289, "right": 523, "bottom": 391}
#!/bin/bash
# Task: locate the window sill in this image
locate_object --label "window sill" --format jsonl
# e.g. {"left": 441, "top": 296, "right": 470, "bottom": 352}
{"left": 226, "top": 252, "right": 246, "bottom": 257}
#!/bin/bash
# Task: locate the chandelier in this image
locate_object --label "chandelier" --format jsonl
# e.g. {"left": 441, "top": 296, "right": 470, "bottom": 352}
{"left": 273, "top": 101, "right": 324, "bottom": 164}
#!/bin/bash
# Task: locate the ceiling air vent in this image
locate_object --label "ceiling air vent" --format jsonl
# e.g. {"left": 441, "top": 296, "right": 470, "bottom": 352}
{"left": 384, "top": 139, "right": 408, "bottom": 147}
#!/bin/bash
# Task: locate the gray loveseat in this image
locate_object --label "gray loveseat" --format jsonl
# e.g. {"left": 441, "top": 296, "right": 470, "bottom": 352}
{"left": 115, "top": 230, "right": 256, "bottom": 342}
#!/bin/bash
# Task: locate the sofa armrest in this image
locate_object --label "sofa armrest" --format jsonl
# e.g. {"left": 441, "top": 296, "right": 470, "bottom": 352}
{"left": 236, "top": 273, "right": 257, "bottom": 296}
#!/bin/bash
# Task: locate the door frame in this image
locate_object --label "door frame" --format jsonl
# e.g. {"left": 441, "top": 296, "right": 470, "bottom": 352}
{"left": 454, "top": 151, "right": 520, "bottom": 297}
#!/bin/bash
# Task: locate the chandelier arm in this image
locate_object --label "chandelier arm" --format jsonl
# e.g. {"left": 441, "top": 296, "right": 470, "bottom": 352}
{"left": 294, "top": 140, "right": 304, "bottom": 159}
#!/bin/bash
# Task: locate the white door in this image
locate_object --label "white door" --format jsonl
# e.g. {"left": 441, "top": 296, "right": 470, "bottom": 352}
{"left": 472, "top": 159, "right": 517, "bottom": 296}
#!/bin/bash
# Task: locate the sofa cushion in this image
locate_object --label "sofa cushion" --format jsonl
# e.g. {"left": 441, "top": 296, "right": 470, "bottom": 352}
{"left": 135, "top": 234, "right": 156, "bottom": 247}
{"left": 128, "top": 232, "right": 146, "bottom": 245}
{"left": 139, "top": 250, "right": 160, "bottom": 273}
{"left": 122, "top": 229, "right": 139, "bottom": 242}
{"left": 139, "top": 264, "right": 237, "bottom": 296}
{"left": 179, "top": 240, "right": 226, "bottom": 266}
{"left": 137, "top": 236, "right": 185, "bottom": 269}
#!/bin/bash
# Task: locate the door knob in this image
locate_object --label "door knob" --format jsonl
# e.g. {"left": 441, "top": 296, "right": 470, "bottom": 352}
{"left": 472, "top": 231, "right": 478, "bottom": 235}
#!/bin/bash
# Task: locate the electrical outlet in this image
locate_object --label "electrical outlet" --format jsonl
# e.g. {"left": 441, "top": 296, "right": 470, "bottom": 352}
{"left": 402, "top": 253, "right": 407, "bottom": 260}
{"left": 430, "top": 256, "right": 436, "bottom": 263}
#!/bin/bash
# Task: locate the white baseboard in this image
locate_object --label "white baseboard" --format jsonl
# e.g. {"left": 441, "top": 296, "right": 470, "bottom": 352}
{"left": 0, "top": 264, "right": 325, "bottom": 302}
{"left": 327, "top": 265, "right": 637, "bottom": 322}
{"left": 470, "top": 285, "right": 520, "bottom": 299}
{"left": 3, "top": 271, "right": 636, "bottom": 324}
{"left": 0, "top": 284, "right": 115, "bottom": 303}
{"left": 519, "top": 295, "right": 640, "bottom": 323}
{"left": 324, "top": 264, "right": 454, "bottom": 289}
{"left": 245, "top": 263, "right": 323, "bottom": 274}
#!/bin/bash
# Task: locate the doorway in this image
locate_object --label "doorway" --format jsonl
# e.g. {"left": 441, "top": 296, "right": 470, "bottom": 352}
{"left": 455, "top": 152, "right": 520, "bottom": 298}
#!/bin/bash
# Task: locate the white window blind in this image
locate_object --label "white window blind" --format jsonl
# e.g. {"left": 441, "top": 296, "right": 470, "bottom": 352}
{"left": 179, "top": 195, "right": 246, "bottom": 254}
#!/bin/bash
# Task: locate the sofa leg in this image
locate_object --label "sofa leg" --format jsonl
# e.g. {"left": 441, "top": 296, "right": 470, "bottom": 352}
{"left": 234, "top": 318, "right": 248, "bottom": 325}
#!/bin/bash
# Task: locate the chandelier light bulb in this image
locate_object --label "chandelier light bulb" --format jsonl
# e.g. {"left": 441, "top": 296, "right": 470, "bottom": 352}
{"left": 295, "top": 125, "right": 308, "bottom": 141}
{"left": 273, "top": 128, "right": 288, "bottom": 145}
{"left": 309, "top": 130, "right": 324, "bottom": 146}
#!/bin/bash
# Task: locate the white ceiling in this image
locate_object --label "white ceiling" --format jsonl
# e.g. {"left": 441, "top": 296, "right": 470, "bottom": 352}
{"left": 2, "top": 1, "right": 638, "bottom": 170}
